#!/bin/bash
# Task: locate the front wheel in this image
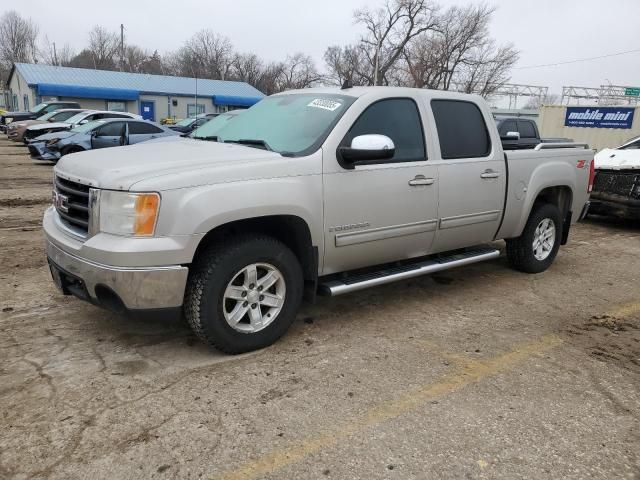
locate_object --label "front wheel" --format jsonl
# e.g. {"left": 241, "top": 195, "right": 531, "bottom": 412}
{"left": 506, "top": 203, "right": 562, "bottom": 273}
{"left": 184, "top": 235, "right": 303, "bottom": 354}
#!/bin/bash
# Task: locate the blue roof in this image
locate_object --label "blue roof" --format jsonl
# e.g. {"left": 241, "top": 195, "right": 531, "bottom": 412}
{"left": 13, "top": 63, "right": 265, "bottom": 101}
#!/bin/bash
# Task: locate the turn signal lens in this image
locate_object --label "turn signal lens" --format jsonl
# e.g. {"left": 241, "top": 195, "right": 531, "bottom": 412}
{"left": 99, "top": 191, "right": 161, "bottom": 237}
{"left": 134, "top": 194, "right": 160, "bottom": 236}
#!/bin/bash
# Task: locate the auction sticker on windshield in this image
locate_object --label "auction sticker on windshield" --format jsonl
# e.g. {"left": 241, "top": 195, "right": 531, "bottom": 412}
{"left": 307, "top": 99, "right": 342, "bottom": 111}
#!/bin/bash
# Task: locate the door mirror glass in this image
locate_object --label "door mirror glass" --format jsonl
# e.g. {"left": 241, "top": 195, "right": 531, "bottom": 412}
{"left": 501, "top": 131, "right": 520, "bottom": 141}
{"left": 339, "top": 134, "right": 395, "bottom": 165}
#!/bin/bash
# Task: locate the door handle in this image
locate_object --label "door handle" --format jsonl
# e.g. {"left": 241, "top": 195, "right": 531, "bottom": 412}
{"left": 480, "top": 170, "right": 501, "bottom": 179}
{"left": 408, "top": 175, "right": 435, "bottom": 186}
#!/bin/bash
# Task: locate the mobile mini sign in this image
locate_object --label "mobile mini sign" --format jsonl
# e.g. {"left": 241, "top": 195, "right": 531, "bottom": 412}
{"left": 564, "top": 107, "right": 635, "bottom": 129}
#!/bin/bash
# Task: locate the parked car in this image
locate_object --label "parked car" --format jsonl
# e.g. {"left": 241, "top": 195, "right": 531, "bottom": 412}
{"left": 24, "top": 110, "right": 142, "bottom": 143}
{"left": 168, "top": 113, "right": 218, "bottom": 134}
{"left": 590, "top": 135, "right": 640, "bottom": 218}
{"left": 141, "top": 110, "right": 246, "bottom": 146}
{"left": 7, "top": 109, "right": 85, "bottom": 143}
{"left": 495, "top": 116, "right": 572, "bottom": 149}
{"left": 0, "top": 101, "right": 81, "bottom": 132}
{"left": 29, "top": 118, "right": 179, "bottom": 161}
{"left": 44, "top": 87, "right": 593, "bottom": 353}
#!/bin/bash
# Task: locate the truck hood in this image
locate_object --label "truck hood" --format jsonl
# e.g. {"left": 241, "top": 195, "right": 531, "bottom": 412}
{"left": 595, "top": 148, "right": 640, "bottom": 170}
{"left": 54, "top": 140, "right": 304, "bottom": 191}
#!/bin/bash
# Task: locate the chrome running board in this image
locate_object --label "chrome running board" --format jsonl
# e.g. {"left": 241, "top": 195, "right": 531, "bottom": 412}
{"left": 319, "top": 247, "right": 500, "bottom": 296}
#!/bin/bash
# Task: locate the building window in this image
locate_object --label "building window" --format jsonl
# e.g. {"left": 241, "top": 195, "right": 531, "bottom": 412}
{"left": 23, "top": 94, "right": 29, "bottom": 111}
{"left": 187, "top": 103, "right": 205, "bottom": 118}
{"left": 12, "top": 94, "right": 18, "bottom": 111}
{"left": 107, "top": 101, "right": 126, "bottom": 112}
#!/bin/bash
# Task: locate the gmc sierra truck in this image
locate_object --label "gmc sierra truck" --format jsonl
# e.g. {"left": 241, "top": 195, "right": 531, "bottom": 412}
{"left": 44, "top": 87, "right": 594, "bottom": 354}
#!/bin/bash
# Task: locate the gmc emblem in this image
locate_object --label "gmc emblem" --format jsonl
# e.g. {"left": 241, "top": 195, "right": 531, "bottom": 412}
{"left": 53, "top": 191, "right": 69, "bottom": 213}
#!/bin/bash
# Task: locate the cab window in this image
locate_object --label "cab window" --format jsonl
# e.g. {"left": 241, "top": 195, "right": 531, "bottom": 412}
{"left": 431, "top": 100, "right": 491, "bottom": 159}
{"left": 342, "top": 98, "right": 426, "bottom": 163}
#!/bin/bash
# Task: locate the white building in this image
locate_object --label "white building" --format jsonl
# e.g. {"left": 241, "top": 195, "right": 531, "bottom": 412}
{"left": 5, "top": 63, "right": 264, "bottom": 121}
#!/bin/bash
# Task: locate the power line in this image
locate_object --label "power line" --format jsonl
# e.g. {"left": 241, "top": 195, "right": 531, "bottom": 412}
{"left": 514, "top": 48, "right": 640, "bottom": 70}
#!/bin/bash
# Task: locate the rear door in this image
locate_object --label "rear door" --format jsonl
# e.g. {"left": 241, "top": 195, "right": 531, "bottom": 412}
{"left": 91, "top": 121, "right": 126, "bottom": 149}
{"left": 430, "top": 99, "right": 506, "bottom": 252}
{"left": 127, "top": 121, "right": 165, "bottom": 144}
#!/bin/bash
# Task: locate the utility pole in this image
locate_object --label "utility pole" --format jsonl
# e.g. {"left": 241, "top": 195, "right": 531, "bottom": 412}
{"left": 52, "top": 42, "right": 58, "bottom": 66}
{"left": 120, "top": 24, "right": 125, "bottom": 71}
{"left": 373, "top": 37, "right": 381, "bottom": 86}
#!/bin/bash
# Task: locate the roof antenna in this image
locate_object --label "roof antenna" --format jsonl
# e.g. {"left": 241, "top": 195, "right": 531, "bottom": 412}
{"left": 341, "top": 79, "right": 353, "bottom": 90}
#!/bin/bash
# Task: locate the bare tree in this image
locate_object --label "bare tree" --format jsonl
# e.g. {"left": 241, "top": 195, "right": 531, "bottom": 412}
{"left": 41, "top": 36, "right": 75, "bottom": 66}
{"left": 354, "top": 0, "right": 439, "bottom": 85}
{"left": 275, "top": 53, "right": 323, "bottom": 91}
{"left": 323, "top": 45, "right": 370, "bottom": 86}
{"left": 453, "top": 41, "right": 519, "bottom": 96}
{"left": 87, "top": 25, "right": 119, "bottom": 70}
{"left": 0, "top": 11, "right": 39, "bottom": 81}
{"left": 178, "top": 30, "right": 234, "bottom": 79}
{"left": 122, "top": 45, "right": 147, "bottom": 73}
{"left": 231, "top": 53, "right": 265, "bottom": 86}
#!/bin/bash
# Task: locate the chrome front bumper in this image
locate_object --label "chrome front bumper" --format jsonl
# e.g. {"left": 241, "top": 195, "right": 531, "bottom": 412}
{"left": 46, "top": 239, "right": 189, "bottom": 311}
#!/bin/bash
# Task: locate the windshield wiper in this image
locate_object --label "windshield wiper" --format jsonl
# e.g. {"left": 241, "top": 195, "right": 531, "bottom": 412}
{"left": 224, "top": 138, "right": 273, "bottom": 151}
{"left": 191, "top": 135, "right": 219, "bottom": 142}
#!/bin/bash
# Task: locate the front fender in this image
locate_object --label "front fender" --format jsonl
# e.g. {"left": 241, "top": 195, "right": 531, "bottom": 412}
{"left": 155, "top": 175, "right": 323, "bottom": 247}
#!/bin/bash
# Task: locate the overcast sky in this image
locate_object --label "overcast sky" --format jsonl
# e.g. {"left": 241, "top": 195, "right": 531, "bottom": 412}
{"left": 7, "top": 0, "right": 640, "bottom": 98}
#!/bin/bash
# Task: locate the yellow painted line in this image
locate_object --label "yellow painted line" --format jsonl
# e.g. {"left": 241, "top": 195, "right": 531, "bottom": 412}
{"left": 215, "top": 334, "right": 562, "bottom": 480}
{"left": 608, "top": 302, "right": 640, "bottom": 319}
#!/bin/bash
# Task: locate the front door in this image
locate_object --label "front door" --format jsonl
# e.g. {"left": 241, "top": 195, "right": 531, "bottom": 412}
{"left": 91, "top": 121, "right": 126, "bottom": 149}
{"left": 429, "top": 99, "right": 506, "bottom": 253}
{"left": 322, "top": 97, "right": 439, "bottom": 275}
{"left": 140, "top": 101, "right": 155, "bottom": 121}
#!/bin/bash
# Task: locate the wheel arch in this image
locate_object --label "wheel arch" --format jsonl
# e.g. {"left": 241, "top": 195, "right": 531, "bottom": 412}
{"left": 191, "top": 215, "right": 318, "bottom": 298}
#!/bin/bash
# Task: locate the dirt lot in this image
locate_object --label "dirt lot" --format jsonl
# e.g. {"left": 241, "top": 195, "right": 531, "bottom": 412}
{"left": 1, "top": 137, "right": 639, "bottom": 480}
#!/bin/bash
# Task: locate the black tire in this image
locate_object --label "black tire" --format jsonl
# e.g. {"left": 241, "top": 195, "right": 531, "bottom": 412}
{"left": 61, "top": 146, "right": 84, "bottom": 157}
{"left": 184, "top": 235, "right": 304, "bottom": 354}
{"left": 506, "top": 203, "right": 562, "bottom": 274}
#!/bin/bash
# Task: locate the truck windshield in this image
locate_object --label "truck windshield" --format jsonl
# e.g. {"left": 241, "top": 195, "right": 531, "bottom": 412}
{"left": 191, "top": 111, "right": 241, "bottom": 139}
{"left": 214, "top": 93, "right": 356, "bottom": 156}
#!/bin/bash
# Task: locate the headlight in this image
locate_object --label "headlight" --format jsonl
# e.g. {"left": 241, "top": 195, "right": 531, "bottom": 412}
{"left": 46, "top": 138, "right": 60, "bottom": 146}
{"left": 5, "top": 117, "right": 13, "bottom": 124}
{"left": 98, "top": 190, "right": 160, "bottom": 236}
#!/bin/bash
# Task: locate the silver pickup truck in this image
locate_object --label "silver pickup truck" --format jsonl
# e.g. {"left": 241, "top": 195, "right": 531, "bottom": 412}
{"left": 44, "top": 87, "right": 594, "bottom": 353}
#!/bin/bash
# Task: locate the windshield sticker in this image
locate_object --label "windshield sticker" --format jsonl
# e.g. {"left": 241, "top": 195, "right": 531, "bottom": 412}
{"left": 307, "top": 99, "right": 342, "bottom": 112}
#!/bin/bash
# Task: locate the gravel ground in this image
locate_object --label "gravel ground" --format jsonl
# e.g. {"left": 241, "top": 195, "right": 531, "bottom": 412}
{"left": 0, "top": 137, "right": 639, "bottom": 480}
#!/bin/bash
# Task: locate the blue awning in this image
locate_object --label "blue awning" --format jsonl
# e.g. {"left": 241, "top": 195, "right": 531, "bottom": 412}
{"left": 212, "top": 95, "right": 262, "bottom": 107}
{"left": 37, "top": 83, "right": 139, "bottom": 101}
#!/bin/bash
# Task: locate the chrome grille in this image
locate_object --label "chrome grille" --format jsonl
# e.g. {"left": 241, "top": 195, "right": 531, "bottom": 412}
{"left": 54, "top": 176, "right": 90, "bottom": 233}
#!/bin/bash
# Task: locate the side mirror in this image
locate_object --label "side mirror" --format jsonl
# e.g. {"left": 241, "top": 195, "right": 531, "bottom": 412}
{"left": 339, "top": 134, "right": 395, "bottom": 167}
{"left": 79, "top": 119, "right": 89, "bottom": 125}
{"left": 501, "top": 131, "right": 520, "bottom": 141}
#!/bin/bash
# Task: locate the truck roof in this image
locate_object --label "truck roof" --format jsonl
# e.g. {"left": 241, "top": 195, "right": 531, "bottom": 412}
{"left": 277, "top": 86, "right": 484, "bottom": 102}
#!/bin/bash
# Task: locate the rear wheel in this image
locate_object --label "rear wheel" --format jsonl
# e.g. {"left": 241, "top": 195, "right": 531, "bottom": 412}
{"left": 184, "top": 235, "right": 303, "bottom": 354}
{"left": 506, "top": 203, "right": 562, "bottom": 273}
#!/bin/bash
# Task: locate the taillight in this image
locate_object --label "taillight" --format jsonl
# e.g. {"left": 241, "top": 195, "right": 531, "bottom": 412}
{"left": 588, "top": 159, "right": 595, "bottom": 193}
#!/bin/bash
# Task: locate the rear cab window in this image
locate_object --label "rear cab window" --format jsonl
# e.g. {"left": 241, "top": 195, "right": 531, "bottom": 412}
{"left": 431, "top": 99, "right": 491, "bottom": 159}
{"left": 518, "top": 120, "right": 537, "bottom": 139}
